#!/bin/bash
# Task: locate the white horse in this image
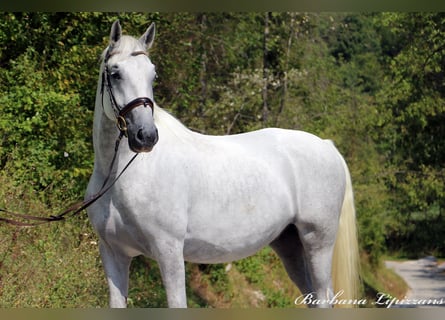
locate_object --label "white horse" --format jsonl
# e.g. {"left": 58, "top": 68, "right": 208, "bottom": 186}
{"left": 86, "top": 20, "right": 360, "bottom": 308}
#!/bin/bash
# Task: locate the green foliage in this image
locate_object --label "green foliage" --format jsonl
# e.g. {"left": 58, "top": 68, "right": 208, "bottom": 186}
{"left": 376, "top": 13, "right": 445, "bottom": 256}
{"left": 198, "top": 264, "right": 231, "bottom": 296}
{"left": 190, "top": 248, "right": 301, "bottom": 307}
{"left": 233, "top": 248, "right": 297, "bottom": 307}
{"left": 0, "top": 12, "right": 443, "bottom": 306}
{"left": 0, "top": 47, "right": 91, "bottom": 196}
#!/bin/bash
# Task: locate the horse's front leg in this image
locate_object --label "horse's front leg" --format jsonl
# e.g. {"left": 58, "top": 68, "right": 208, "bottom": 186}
{"left": 99, "top": 240, "right": 132, "bottom": 308}
{"left": 156, "top": 240, "right": 187, "bottom": 308}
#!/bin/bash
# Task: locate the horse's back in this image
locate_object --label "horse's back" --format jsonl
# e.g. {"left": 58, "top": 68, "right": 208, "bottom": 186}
{"left": 217, "top": 128, "right": 345, "bottom": 194}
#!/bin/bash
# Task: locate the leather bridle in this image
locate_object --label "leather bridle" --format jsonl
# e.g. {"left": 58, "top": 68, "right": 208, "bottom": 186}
{"left": 101, "top": 50, "right": 155, "bottom": 138}
{"left": 0, "top": 50, "right": 155, "bottom": 226}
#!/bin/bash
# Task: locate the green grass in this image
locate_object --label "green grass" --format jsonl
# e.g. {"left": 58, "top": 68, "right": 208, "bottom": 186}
{"left": 360, "top": 254, "right": 409, "bottom": 307}
{"left": 194, "top": 247, "right": 303, "bottom": 308}
{"left": 0, "top": 221, "right": 107, "bottom": 307}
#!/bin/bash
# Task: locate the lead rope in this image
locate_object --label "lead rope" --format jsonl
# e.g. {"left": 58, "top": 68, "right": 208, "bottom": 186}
{"left": 0, "top": 132, "right": 138, "bottom": 227}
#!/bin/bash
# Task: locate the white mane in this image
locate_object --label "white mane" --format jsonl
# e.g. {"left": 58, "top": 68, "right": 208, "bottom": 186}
{"left": 153, "top": 105, "right": 196, "bottom": 141}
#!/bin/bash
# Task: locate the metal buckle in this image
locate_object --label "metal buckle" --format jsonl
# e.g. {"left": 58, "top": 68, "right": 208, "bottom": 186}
{"left": 116, "top": 115, "right": 128, "bottom": 137}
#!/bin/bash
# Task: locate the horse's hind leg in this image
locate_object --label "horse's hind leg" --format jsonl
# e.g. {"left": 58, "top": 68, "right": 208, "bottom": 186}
{"left": 270, "top": 224, "right": 312, "bottom": 296}
{"left": 297, "top": 223, "right": 337, "bottom": 308}
{"left": 99, "top": 240, "right": 132, "bottom": 308}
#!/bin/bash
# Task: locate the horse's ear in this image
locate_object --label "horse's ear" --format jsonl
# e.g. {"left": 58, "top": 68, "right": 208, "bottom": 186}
{"left": 140, "top": 22, "right": 155, "bottom": 50}
{"left": 109, "top": 20, "right": 122, "bottom": 46}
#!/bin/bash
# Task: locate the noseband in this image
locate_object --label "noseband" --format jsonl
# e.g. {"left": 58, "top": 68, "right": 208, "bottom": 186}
{"left": 115, "top": 97, "right": 154, "bottom": 137}
{"left": 101, "top": 52, "right": 154, "bottom": 137}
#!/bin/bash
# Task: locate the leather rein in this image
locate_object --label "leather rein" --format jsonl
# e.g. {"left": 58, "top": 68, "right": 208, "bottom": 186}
{"left": 0, "top": 51, "right": 154, "bottom": 227}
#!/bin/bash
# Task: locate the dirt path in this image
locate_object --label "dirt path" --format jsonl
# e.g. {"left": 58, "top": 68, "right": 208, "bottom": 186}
{"left": 385, "top": 258, "right": 445, "bottom": 308}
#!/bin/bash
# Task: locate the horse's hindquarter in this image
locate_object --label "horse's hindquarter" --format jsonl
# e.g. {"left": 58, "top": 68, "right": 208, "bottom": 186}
{"left": 181, "top": 128, "right": 345, "bottom": 263}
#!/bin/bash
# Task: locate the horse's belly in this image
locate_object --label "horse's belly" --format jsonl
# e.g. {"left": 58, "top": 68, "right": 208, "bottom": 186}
{"left": 183, "top": 238, "right": 239, "bottom": 263}
{"left": 183, "top": 208, "right": 292, "bottom": 263}
{"left": 183, "top": 233, "right": 278, "bottom": 264}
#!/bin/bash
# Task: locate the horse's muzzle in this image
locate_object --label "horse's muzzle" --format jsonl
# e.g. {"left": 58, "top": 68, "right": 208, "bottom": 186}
{"left": 128, "top": 126, "right": 159, "bottom": 153}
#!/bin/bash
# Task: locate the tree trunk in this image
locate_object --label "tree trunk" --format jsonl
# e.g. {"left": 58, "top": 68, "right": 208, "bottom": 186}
{"left": 276, "top": 12, "right": 296, "bottom": 127}
{"left": 198, "top": 13, "right": 207, "bottom": 114}
{"left": 262, "top": 12, "right": 270, "bottom": 126}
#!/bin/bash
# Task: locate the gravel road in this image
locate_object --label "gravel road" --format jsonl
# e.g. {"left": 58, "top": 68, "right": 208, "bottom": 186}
{"left": 385, "top": 258, "right": 445, "bottom": 308}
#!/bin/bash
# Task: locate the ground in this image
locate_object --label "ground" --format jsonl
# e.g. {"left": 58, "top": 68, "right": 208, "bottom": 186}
{"left": 385, "top": 257, "right": 445, "bottom": 308}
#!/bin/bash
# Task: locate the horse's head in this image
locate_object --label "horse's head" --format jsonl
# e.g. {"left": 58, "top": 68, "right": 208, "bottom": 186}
{"left": 101, "top": 20, "right": 159, "bottom": 153}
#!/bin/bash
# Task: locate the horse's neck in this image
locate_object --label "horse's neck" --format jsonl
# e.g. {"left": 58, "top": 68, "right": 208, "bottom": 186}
{"left": 153, "top": 106, "right": 196, "bottom": 143}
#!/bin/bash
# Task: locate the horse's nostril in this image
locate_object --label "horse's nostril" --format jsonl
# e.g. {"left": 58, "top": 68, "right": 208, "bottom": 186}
{"left": 137, "top": 129, "right": 144, "bottom": 141}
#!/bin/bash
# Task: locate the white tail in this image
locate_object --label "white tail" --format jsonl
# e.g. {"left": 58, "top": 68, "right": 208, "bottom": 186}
{"left": 331, "top": 158, "right": 360, "bottom": 307}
